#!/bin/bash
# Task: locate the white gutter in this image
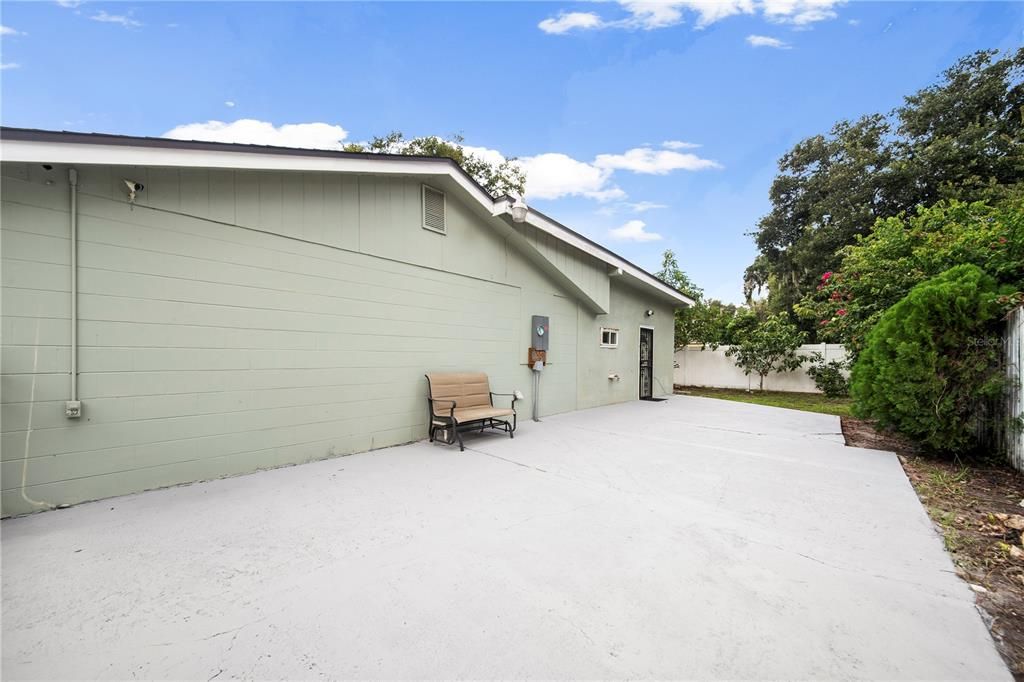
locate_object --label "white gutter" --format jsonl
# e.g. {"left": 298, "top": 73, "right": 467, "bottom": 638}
{"left": 65, "top": 168, "right": 81, "bottom": 418}
{"left": 1, "top": 138, "right": 693, "bottom": 307}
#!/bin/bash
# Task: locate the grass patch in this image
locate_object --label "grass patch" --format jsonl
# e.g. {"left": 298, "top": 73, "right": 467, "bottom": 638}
{"left": 674, "top": 385, "right": 852, "bottom": 417}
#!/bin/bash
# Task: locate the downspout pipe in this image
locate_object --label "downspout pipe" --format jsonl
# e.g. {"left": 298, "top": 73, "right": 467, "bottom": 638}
{"left": 66, "top": 168, "right": 81, "bottom": 417}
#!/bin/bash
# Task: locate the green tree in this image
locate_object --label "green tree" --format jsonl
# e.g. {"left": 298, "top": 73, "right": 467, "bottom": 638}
{"left": 657, "top": 250, "right": 704, "bottom": 347}
{"left": 894, "top": 49, "right": 1024, "bottom": 207}
{"left": 724, "top": 314, "right": 808, "bottom": 390}
{"left": 656, "top": 250, "right": 703, "bottom": 299}
{"left": 747, "top": 47, "right": 1024, "bottom": 321}
{"left": 691, "top": 300, "right": 744, "bottom": 346}
{"left": 655, "top": 251, "right": 752, "bottom": 348}
{"left": 850, "top": 264, "right": 1013, "bottom": 453}
{"left": 344, "top": 131, "right": 526, "bottom": 198}
{"left": 795, "top": 196, "right": 1024, "bottom": 355}
{"left": 748, "top": 114, "right": 899, "bottom": 314}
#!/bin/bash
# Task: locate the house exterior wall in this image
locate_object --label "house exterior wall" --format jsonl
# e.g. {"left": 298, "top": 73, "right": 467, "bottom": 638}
{"left": 1, "top": 162, "right": 676, "bottom": 516}
{"left": 577, "top": 282, "right": 675, "bottom": 409}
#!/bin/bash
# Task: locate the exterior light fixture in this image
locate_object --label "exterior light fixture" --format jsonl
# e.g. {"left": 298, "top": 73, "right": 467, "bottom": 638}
{"left": 645, "top": 309, "right": 655, "bottom": 317}
{"left": 510, "top": 196, "right": 528, "bottom": 223}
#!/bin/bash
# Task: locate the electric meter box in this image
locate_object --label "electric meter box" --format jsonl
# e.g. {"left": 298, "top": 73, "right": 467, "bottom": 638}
{"left": 532, "top": 315, "right": 550, "bottom": 351}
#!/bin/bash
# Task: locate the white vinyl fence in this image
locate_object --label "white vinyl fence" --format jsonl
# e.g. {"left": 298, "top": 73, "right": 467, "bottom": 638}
{"left": 1002, "top": 306, "right": 1023, "bottom": 472}
{"left": 674, "top": 343, "right": 848, "bottom": 393}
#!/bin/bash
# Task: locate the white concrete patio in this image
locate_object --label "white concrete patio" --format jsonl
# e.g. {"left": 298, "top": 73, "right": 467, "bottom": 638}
{"left": 1, "top": 396, "right": 1011, "bottom": 680}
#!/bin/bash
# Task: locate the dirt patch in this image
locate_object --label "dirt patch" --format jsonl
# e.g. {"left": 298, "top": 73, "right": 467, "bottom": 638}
{"left": 840, "top": 415, "right": 920, "bottom": 454}
{"left": 843, "top": 416, "right": 1024, "bottom": 679}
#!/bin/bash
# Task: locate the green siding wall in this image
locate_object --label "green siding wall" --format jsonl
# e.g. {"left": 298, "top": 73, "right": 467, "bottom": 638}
{"left": 1, "top": 162, "right": 676, "bottom": 516}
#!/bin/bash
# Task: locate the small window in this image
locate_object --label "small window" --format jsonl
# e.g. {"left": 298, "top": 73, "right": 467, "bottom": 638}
{"left": 422, "top": 184, "right": 446, "bottom": 234}
{"left": 600, "top": 327, "right": 619, "bottom": 348}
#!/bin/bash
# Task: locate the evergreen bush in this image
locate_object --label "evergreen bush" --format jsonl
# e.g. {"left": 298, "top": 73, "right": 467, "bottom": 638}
{"left": 850, "top": 264, "right": 1010, "bottom": 453}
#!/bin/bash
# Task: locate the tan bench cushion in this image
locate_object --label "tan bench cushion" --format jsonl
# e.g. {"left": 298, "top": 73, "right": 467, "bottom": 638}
{"left": 426, "top": 372, "right": 491, "bottom": 409}
{"left": 452, "top": 406, "right": 515, "bottom": 423}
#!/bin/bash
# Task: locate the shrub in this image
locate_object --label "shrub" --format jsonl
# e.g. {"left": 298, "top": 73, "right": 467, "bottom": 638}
{"left": 725, "top": 314, "right": 807, "bottom": 391}
{"left": 850, "top": 264, "right": 1010, "bottom": 453}
{"left": 806, "top": 355, "right": 850, "bottom": 398}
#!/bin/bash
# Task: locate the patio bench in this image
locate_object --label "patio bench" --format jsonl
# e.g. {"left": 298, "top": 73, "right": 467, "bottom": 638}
{"left": 425, "top": 372, "right": 518, "bottom": 451}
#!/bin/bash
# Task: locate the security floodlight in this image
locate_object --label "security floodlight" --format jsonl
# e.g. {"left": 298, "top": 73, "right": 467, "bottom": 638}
{"left": 510, "top": 196, "right": 528, "bottom": 223}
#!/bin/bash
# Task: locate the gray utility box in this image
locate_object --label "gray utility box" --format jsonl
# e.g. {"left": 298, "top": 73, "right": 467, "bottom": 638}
{"left": 532, "top": 315, "right": 550, "bottom": 351}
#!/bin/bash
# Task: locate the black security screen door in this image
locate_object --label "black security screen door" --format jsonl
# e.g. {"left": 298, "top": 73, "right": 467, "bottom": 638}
{"left": 639, "top": 327, "right": 653, "bottom": 399}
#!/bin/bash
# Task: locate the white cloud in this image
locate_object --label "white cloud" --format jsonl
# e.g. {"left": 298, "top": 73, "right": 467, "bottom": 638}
{"left": 585, "top": 187, "right": 629, "bottom": 202}
{"left": 537, "top": 2, "right": 755, "bottom": 33}
{"left": 761, "top": 0, "right": 841, "bottom": 25}
{"left": 746, "top": 34, "right": 791, "bottom": 48}
{"left": 224, "top": 100, "right": 236, "bottom": 108}
{"left": 456, "top": 143, "right": 718, "bottom": 201}
{"left": 662, "top": 140, "right": 700, "bottom": 150}
{"left": 676, "top": 0, "right": 756, "bottom": 28}
{"left": 442, "top": 143, "right": 715, "bottom": 201}
{"left": 594, "top": 147, "right": 721, "bottom": 174}
{"left": 56, "top": 0, "right": 82, "bottom": 7}
{"left": 628, "top": 201, "right": 668, "bottom": 212}
{"left": 616, "top": 1, "right": 686, "bottom": 29}
{"left": 0, "top": 62, "right": 20, "bottom": 70}
{"left": 596, "top": 200, "right": 670, "bottom": 216}
{"left": 539, "top": 0, "right": 840, "bottom": 34}
{"left": 515, "top": 153, "right": 624, "bottom": 202}
{"left": 462, "top": 144, "right": 509, "bottom": 167}
{"left": 90, "top": 11, "right": 142, "bottom": 28}
{"left": 1, "top": 25, "right": 23, "bottom": 36}
{"left": 163, "top": 119, "right": 350, "bottom": 150}
{"left": 609, "top": 219, "right": 662, "bottom": 242}
{"left": 538, "top": 11, "right": 603, "bottom": 34}
{"left": 619, "top": 1, "right": 755, "bottom": 29}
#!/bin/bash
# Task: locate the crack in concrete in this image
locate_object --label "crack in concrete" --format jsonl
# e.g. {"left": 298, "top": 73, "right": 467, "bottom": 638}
{"left": 727, "top": 531, "right": 964, "bottom": 600}
{"left": 464, "top": 447, "right": 550, "bottom": 474}
{"left": 464, "top": 444, "right": 644, "bottom": 499}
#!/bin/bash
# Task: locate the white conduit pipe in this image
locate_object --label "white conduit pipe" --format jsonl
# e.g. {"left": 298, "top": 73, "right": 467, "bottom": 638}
{"left": 69, "top": 168, "right": 79, "bottom": 404}
{"left": 532, "top": 370, "right": 540, "bottom": 422}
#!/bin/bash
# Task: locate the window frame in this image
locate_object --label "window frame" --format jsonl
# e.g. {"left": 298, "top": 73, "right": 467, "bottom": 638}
{"left": 600, "top": 327, "right": 619, "bottom": 348}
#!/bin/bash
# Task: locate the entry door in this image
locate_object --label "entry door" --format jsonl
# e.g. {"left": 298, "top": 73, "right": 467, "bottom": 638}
{"left": 639, "top": 327, "right": 654, "bottom": 399}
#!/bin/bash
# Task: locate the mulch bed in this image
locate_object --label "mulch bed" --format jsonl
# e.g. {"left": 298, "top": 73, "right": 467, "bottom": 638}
{"left": 842, "top": 416, "right": 1024, "bottom": 680}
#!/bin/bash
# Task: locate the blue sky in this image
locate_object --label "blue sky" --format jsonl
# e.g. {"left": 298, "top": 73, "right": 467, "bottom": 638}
{"left": 2, "top": 1, "right": 1022, "bottom": 303}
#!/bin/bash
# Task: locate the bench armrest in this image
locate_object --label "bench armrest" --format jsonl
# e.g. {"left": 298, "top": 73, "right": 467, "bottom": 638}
{"left": 428, "top": 398, "right": 456, "bottom": 419}
{"left": 490, "top": 392, "right": 518, "bottom": 409}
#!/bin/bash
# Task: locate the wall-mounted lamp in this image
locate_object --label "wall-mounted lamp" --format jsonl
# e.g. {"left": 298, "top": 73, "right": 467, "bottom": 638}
{"left": 123, "top": 179, "right": 145, "bottom": 204}
{"left": 510, "top": 196, "right": 528, "bottom": 223}
{"left": 645, "top": 309, "right": 655, "bottom": 317}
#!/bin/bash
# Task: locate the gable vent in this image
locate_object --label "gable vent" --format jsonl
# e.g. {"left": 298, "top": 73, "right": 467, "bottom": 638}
{"left": 422, "top": 184, "right": 446, "bottom": 234}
